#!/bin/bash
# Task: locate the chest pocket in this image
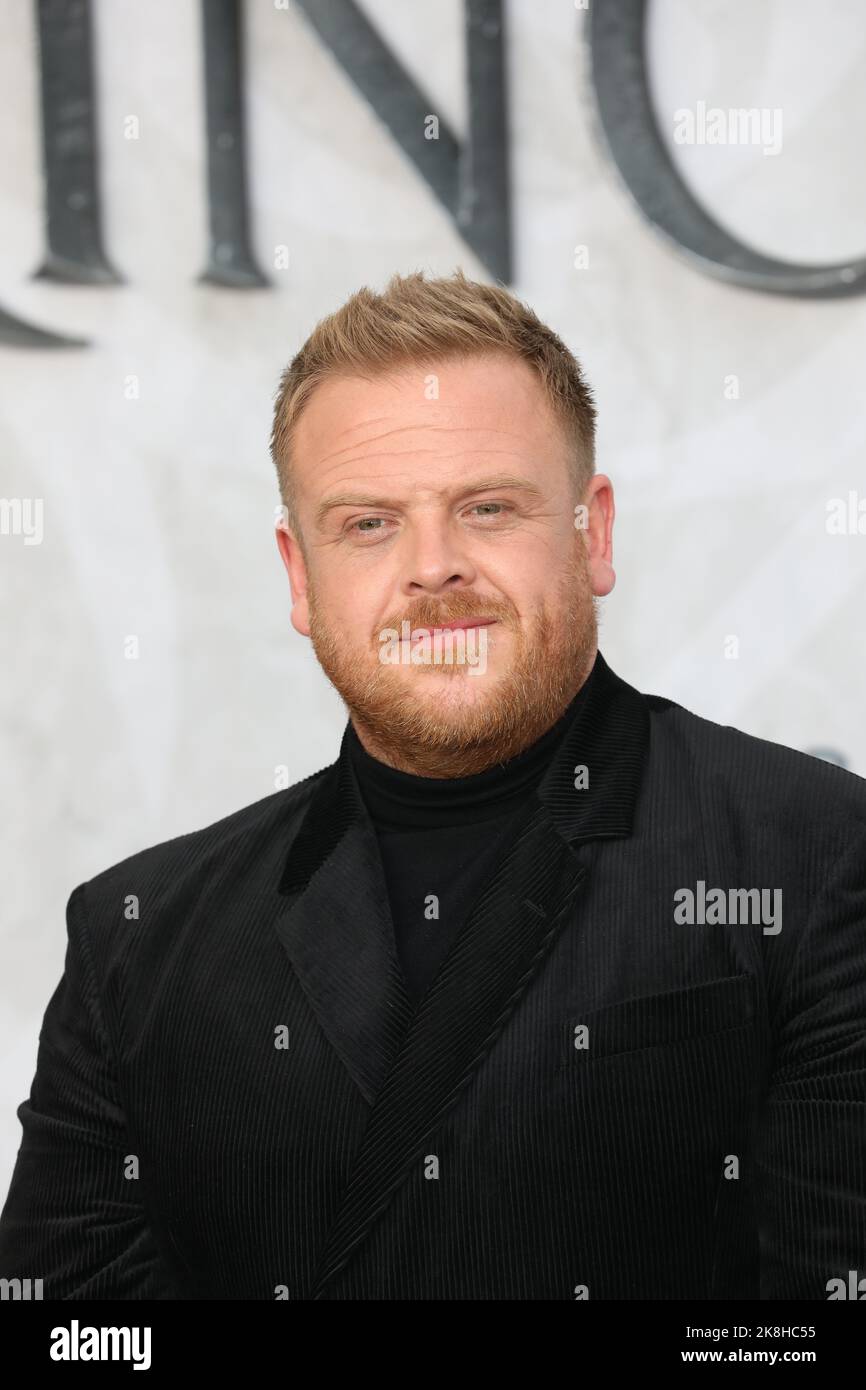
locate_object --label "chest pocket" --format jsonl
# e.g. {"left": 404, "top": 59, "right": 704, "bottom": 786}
{"left": 571, "top": 971, "right": 757, "bottom": 1062}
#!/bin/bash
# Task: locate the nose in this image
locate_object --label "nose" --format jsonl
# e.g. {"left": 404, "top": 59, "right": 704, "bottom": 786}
{"left": 400, "top": 513, "right": 478, "bottom": 598}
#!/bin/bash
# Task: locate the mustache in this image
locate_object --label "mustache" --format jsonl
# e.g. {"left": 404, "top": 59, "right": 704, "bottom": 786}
{"left": 379, "top": 594, "right": 514, "bottom": 632}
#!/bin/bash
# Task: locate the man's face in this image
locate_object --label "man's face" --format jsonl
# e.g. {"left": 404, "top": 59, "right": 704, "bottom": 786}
{"left": 277, "top": 352, "right": 615, "bottom": 775}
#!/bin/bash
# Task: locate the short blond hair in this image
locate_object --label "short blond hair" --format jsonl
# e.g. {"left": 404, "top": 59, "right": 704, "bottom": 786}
{"left": 270, "top": 268, "right": 597, "bottom": 535}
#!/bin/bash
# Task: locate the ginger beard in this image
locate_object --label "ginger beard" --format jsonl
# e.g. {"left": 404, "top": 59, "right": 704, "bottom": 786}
{"left": 306, "top": 546, "right": 599, "bottom": 777}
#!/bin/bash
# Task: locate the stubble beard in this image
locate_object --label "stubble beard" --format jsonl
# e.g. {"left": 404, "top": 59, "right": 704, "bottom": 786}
{"left": 306, "top": 550, "right": 599, "bottom": 777}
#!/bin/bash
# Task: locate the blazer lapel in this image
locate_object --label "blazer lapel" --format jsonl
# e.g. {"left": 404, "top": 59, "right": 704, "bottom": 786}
{"left": 304, "top": 652, "right": 651, "bottom": 1297}
{"left": 275, "top": 749, "right": 414, "bottom": 1105}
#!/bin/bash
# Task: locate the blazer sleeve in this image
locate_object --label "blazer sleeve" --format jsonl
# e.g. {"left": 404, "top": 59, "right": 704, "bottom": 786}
{"left": 753, "top": 825, "right": 866, "bottom": 1298}
{"left": 0, "top": 883, "right": 181, "bottom": 1298}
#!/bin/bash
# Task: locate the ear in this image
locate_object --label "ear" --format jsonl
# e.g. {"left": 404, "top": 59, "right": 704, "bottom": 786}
{"left": 580, "top": 474, "right": 616, "bottom": 597}
{"left": 275, "top": 521, "right": 311, "bottom": 637}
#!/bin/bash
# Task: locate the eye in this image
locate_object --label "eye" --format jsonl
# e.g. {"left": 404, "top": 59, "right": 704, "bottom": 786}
{"left": 347, "top": 516, "right": 390, "bottom": 537}
{"left": 467, "top": 501, "right": 512, "bottom": 519}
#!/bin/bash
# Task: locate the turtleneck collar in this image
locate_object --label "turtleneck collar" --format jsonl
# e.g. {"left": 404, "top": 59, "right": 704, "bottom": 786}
{"left": 345, "top": 660, "right": 597, "bottom": 831}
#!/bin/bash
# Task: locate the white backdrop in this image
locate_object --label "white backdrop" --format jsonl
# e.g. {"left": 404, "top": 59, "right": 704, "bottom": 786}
{"left": 2, "top": 0, "right": 865, "bottom": 1192}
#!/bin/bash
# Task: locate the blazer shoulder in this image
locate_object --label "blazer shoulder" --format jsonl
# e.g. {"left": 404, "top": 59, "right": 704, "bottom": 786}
{"left": 75, "top": 760, "right": 334, "bottom": 918}
{"left": 643, "top": 688, "right": 866, "bottom": 828}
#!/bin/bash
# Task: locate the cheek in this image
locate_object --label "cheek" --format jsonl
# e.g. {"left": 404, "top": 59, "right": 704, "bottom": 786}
{"left": 311, "top": 573, "right": 388, "bottom": 647}
{"left": 483, "top": 554, "right": 551, "bottom": 620}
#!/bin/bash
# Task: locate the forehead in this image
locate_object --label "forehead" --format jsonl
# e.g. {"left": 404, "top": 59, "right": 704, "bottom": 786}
{"left": 292, "top": 353, "right": 564, "bottom": 467}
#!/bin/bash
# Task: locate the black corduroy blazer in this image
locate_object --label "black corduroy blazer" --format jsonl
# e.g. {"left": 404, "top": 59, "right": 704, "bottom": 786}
{"left": 1, "top": 651, "right": 865, "bottom": 1300}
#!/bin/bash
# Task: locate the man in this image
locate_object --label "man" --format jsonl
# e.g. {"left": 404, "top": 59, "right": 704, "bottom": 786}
{"left": 1, "top": 270, "right": 864, "bottom": 1300}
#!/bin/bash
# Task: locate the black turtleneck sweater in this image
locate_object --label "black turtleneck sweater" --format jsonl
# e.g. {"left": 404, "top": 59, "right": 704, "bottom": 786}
{"left": 346, "top": 671, "right": 594, "bottom": 1006}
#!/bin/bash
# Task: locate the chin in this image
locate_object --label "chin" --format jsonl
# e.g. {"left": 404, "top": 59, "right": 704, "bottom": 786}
{"left": 412, "top": 678, "right": 503, "bottom": 729}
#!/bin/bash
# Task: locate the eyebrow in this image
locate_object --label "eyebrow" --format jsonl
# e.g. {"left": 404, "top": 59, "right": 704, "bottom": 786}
{"left": 314, "top": 474, "right": 544, "bottom": 529}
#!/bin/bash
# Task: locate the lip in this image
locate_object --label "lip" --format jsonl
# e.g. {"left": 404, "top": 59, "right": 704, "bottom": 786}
{"left": 410, "top": 618, "right": 497, "bottom": 635}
